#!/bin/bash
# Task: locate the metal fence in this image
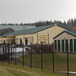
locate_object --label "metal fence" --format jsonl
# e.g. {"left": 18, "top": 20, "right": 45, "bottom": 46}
{"left": 0, "top": 39, "right": 76, "bottom": 76}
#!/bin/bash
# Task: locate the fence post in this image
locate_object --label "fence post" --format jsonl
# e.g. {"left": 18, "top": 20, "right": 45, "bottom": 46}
{"left": 5, "top": 43, "right": 6, "bottom": 55}
{"left": 13, "top": 45, "right": 14, "bottom": 59}
{"left": 11, "top": 43, "right": 12, "bottom": 60}
{"left": 8, "top": 43, "right": 10, "bottom": 64}
{"left": 3, "top": 43, "right": 4, "bottom": 63}
{"left": 67, "top": 49, "right": 69, "bottom": 76}
{"left": 37, "top": 33, "right": 39, "bottom": 53}
{"left": 30, "top": 43, "right": 32, "bottom": 68}
{"left": 5, "top": 43, "right": 6, "bottom": 62}
{"left": 52, "top": 43, "right": 54, "bottom": 72}
{"left": 22, "top": 43, "right": 24, "bottom": 67}
{"left": 41, "top": 43, "right": 43, "bottom": 70}
{"left": 15, "top": 44, "right": 16, "bottom": 65}
{"left": 48, "top": 33, "right": 49, "bottom": 53}
{"left": 0, "top": 44, "right": 1, "bottom": 54}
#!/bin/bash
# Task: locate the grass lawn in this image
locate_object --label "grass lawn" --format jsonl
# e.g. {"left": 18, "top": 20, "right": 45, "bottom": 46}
{"left": 0, "top": 62, "right": 69, "bottom": 76}
{"left": 0, "top": 53, "right": 76, "bottom": 76}
{"left": 12, "top": 53, "right": 76, "bottom": 73}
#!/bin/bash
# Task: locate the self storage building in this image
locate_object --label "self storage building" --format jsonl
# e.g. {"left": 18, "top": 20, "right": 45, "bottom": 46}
{"left": 2, "top": 24, "right": 68, "bottom": 44}
{"left": 53, "top": 30, "right": 76, "bottom": 53}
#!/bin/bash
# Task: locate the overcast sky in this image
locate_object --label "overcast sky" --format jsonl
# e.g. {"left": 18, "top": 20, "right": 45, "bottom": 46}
{"left": 0, "top": 0, "right": 76, "bottom": 23}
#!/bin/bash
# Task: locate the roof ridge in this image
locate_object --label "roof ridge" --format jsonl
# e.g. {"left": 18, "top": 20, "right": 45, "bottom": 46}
{"left": 53, "top": 30, "right": 76, "bottom": 39}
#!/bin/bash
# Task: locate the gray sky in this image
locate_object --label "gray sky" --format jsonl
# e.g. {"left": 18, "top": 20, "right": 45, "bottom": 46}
{"left": 0, "top": 0, "right": 76, "bottom": 23}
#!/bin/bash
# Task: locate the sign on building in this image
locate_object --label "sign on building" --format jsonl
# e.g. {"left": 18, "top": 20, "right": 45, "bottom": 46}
{"left": 39, "top": 34, "right": 48, "bottom": 44}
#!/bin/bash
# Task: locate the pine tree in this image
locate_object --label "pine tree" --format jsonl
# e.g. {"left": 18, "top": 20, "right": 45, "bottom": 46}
{"left": 25, "top": 38, "right": 28, "bottom": 45}
{"left": 20, "top": 39, "right": 22, "bottom": 46}
{"left": 4, "top": 40, "right": 5, "bottom": 44}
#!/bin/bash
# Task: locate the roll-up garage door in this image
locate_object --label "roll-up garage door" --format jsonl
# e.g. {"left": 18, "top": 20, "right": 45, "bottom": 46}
{"left": 62, "top": 40, "right": 64, "bottom": 52}
{"left": 58, "top": 40, "right": 60, "bottom": 52}
{"left": 70, "top": 39, "right": 73, "bottom": 52}
{"left": 66, "top": 40, "right": 68, "bottom": 52}
{"left": 74, "top": 39, "right": 76, "bottom": 52}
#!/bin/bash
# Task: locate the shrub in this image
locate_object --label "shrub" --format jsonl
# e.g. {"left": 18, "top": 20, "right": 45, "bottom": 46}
{"left": 32, "top": 44, "right": 53, "bottom": 53}
{"left": 25, "top": 38, "right": 28, "bottom": 45}
{"left": 20, "top": 39, "right": 22, "bottom": 46}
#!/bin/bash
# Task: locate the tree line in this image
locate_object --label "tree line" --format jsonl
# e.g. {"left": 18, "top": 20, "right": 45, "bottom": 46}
{"left": 0, "top": 18, "right": 76, "bottom": 28}
{"left": 34, "top": 19, "right": 76, "bottom": 29}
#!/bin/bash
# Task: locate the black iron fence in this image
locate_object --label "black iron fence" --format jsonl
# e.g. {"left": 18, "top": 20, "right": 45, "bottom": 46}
{"left": 0, "top": 39, "right": 76, "bottom": 76}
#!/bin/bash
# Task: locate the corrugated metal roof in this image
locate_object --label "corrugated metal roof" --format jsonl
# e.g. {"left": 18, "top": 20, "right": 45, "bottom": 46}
{"left": 2, "top": 24, "right": 69, "bottom": 36}
{"left": 0, "top": 28, "right": 14, "bottom": 36}
{"left": 68, "top": 30, "right": 76, "bottom": 34}
{"left": 0, "top": 25, "right": 36, "bottom": 31}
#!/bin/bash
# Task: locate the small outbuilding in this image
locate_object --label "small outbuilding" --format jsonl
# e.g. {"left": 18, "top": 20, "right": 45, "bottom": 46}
{"left": 0, "top": 28, "right": 14, "bottom": 43}
{"left": 53, "top": 30, "right": 76, "bottom": 52}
